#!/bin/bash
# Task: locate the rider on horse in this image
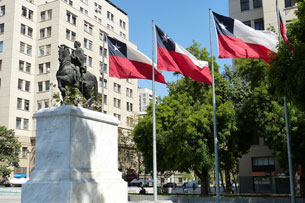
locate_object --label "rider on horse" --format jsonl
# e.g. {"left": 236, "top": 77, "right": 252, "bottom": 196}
{"left": 71, "top": 41, "right": 87, "bottom": 88}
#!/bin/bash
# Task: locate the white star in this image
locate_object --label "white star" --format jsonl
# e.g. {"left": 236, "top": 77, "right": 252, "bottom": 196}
{"left": 219, "top": 23, "right": 227, "bottom": 30}
{"left": 161, "top": 33, "right": 170, "bottom": 42}
{"left": 112, "top": 43, "right": 120, "bottom": 51}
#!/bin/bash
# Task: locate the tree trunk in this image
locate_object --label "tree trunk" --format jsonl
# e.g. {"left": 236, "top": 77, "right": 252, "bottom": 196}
{"left": 225, "top": 169, "right": 232, "bottom": 194}
{"left": 232, "top": 171, "right": 238, "bottom": 191}
{"left": 220, "top": 170, "right": 225, "bottom": 192}
{"left": 197, "top": 170, "right": 209, "bottom": 195}
{"left": 296, "top": 164, "right": 305, "bottom": 197}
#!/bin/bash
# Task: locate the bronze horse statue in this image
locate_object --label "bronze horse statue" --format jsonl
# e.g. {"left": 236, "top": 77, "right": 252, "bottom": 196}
{"left": 56, "top": 44, "right": 98, "bottom": 108}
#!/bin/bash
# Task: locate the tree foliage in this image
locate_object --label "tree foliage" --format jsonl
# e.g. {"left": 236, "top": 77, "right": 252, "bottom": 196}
{"left": 269, "top": 0, "right": 305, "bottom": 110}
{"left": 133, "top": 41, "right": 252, "bottom": 194}
{"left": 0, "top": 126, "right": 20, "bottom": 180}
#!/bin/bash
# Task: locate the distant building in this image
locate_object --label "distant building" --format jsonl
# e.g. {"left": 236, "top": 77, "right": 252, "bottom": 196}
{"left": 228, "top": 0, "right": 297, "bottom": 193}
{"left": 138, "top": 87, "right": 157, "bottom": 113}
{"left": 0, "top": 0, "right": 140, "bottom": 180}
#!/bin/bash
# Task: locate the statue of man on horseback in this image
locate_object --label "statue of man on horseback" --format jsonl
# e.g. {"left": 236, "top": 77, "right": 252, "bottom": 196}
{"left": 56, "top": 42, "right": 98, "bottom": 108}
{"left": 71, "top": 41, "right": 87, "bottom": 88}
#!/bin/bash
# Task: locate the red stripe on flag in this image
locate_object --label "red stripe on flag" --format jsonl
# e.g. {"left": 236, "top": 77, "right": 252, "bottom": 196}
{"left": 109, "top": 55, "right": 166, "bottom": 84}
{"left": 157, "top": 46, "right": 212, "bottom": 84}
{"left": 217, "top": 34, "right": 274, "bottom": 64}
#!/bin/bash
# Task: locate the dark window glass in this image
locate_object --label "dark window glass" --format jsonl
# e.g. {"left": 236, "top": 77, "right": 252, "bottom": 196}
{"left": 241, "top": 0, "right": 249, "bottom": 11}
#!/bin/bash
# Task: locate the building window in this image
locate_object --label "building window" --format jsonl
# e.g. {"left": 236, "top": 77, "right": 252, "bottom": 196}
{"left": 20, "top": 24, "right": 26, "bottom": 35}
{"left": 0, "top": 41, "right": 3, "bottom": 52}
{"left": 127, "top": 102, "right": 133, "bottom": 112}
{"left": 285, "top": 0, "right": 295, "bottom": 8}
{"left": 99, "top": 46, "right": 107, "bottom": 57}
{"left": 114, "top": 113, "right": 121, "bottom": 121}
{"left": 66, "top": 29, "right": 76, "bottom": 41}
{"left": 0, "top": 5, "right": 5, "bottom": 17}
{"left": 84, "top": 38, "right": 92, "bottom": 50}
{"left": 39, "top": 44, "right": 51, "bottom": 56}
{"left": 20, "top": 24, "right": 33, "bottom": 37}
{"left": 243, "top": 21, "right": 251, "bottom": 27}
{"left": 99, "top": 62, "right": 107, "bottom": 73}
{"left": 21, "top": 6, "right": 33, "bottom": 20}
{"left": 94, "top": 16, "right": 102, "bottom": 24}
{"left": 87, "top": 56, "right": 92, "bottom": 67}
{"left": 0, "top": 23, "right": 4, "bottom": 34}
{"left": 17, "top": 98, "right": 22, "bottom": 109}
{"left": 126, "top": 88, "right": 133, "bottom": 98}
{"left": 23, "top": 119, "right": 29, "bottom": 130}
{"left": 84, "top": 22, "right": 93, "bottom": 34}
{"left": 127, "top": 117, "right": 134, "bottom": 126}
{"left": 40, "top": 27, "right": 52, "bottom": 39}
{"left": 24, "top": 100, "right": 30, "bottom": 111}
{"left": 18, "top": 79, "right": 23, "bottom": 90}
{"left": 240, "top": 0, "right": 249, "bottom": 11}
{"left": 107, "top": 11, "right": 114, "bottom": 21}
{"left": 45, "top": 81, "right": 50, "bottom": 91}
{"left": 99, "top": 77, "right": 107, "bottom": 88}
{"left": 16, "top": 117, "right": 22, "bottom": 129}
{"left": 64, "top": 0, "right": 73, "bottom": 6}
{"left": 38, "top": 63, "right": 50, "bottom": 74}
{"left": 25, "top": 81, "right": 30, "bottom": 92}
{"left": 20, "top": 42, "right": 31, "bottom": 55}
{"left": 103, "top": 94, "right": 107, "bottom": 104}
{"left": 252, "top": 157, "right": 275, "bottom": 172}
{"left": 94, "top": 2, "right": 102, "bottom": 13}
{"left": 120, "top": 32, "right": 126, "bottom": 39}
{"left": 0, "top": 60, "right": 2, "bottom": 71}
{"left": 80, "top": 7, "right": 88, "bottom": 15}
{"left": 66, "top": 11, "right": 77, "bottom": 25}
{"left": 44, "top": 100, "right": 49, "bottom": 108}
{"left": 22, "top": 147, "right": 28, "bottom": 158}
{"left": 120, "top": 20, "right": 126, "bottom": 29}
{"left": 37, "top": 101, "right": 42, "bottom": 110}
{"left": 255, "top": 19, "right": 264, "bottom": 30}
{"left": 114, "top": 98, "right": 121, "bottom": 108}
{"left": 107, "top": 24, "right": 114, "bottom": 31}
{"left": 38, "top": 64, "right": 44, "bottom": 74}
{"left": 40, "top": 9, "right": 52, "bottom": 22}
{"left": 253, "top": 0, "right": 262, "bottom": 8}
{"left": 38, "top": 82, "right": 43, "bottom": 92}
{"left": 114, "top": 83, "right": 121, "bottom": 93}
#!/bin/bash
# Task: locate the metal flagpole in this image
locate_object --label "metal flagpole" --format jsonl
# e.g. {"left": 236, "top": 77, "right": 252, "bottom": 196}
{"left": 284, "top": 97, "right": 295, "bottom": 203}
{"left": 209, "top": 8, "right": 220, "bottom": 203}
{"left": 152, "top": 20, "right": 158, "bottom": 201}
{"left": 100, "top": 33, "right": 106, "bottom": 113}
{"left": 276, "top": 2, "right": 295, "bottom": 202}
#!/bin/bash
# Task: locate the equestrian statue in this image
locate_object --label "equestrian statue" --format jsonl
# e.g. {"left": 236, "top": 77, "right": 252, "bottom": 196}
{"left": 56, "top": 41, "right": 98, "bottom": 108}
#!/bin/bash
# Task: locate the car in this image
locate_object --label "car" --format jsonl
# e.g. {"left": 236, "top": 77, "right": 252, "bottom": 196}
{"left": 163, "top": 182, "right": 177, "bottom": 188}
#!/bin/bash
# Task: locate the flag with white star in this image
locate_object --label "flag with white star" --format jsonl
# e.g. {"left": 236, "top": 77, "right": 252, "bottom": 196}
{"left": 155, "top": 25, "right": 212, "bottom": 85}
{"left": 212, "top": 11, "right": 278, "bottom": 64}
{"left": 107, "top": 36, "right": 166, "bottom": 84}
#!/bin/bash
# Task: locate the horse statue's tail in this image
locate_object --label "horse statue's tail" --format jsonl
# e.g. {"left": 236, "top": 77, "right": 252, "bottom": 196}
{"left": 94, "top": 77, "right": 98, "bottom": 101}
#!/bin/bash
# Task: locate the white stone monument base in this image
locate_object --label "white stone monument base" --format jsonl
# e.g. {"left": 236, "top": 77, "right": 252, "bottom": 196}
{"left": 21, "top": 106, "right": 127, "bottom": 203}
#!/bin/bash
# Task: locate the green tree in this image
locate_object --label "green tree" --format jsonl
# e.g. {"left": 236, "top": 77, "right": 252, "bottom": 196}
{"left": 235, "top": 57, "right": 305, "bottom": 197}
{"left": 269, "top": 0, "right": 305, "bottom": 110}
{"left": 0, "top": 126, "right": 20, "bottom": 180}
{"left": 133, "top": 41, "right": 251, "bottom": 195}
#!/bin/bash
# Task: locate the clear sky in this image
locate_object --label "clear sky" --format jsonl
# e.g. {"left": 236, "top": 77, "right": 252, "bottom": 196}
{"left": 110, "top": 0, "right": 232, "bottom": 98}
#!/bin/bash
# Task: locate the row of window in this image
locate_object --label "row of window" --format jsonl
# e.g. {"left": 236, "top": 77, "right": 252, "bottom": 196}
{"left": 16, "top": 117, "right": 29, "bottom": 130}
{"left": 240, "top": 0, "right": 295, "bottom": 11}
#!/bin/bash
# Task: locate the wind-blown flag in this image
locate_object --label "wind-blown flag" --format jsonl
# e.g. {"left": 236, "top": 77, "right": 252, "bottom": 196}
{"left": 107, "top": 36, "right": 166, "bottom": 84}
{"left": 212, "top": 11, "right": 278, "bottom": 64}
{"left": 276, "top": 0, "right": 288, "bottom": 41}
{"left": 155, "top": 25, "right": 212, "bottom": 84}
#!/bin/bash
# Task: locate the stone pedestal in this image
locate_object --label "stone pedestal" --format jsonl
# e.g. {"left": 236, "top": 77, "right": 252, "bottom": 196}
{"left": 21, "top": 106, "right": 127, "bottom": 203}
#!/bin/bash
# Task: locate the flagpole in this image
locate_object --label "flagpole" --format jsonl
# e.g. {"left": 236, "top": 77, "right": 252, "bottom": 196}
{"left": 209, "top": 8, "right": 220, "bottom": 203}
{"left": 100, "top": 33, "right": 106, "bottom": 113}
{"left": 152, "top": 20, "right": 158, "bottom": 201}
{"left": 276, "top": 2, "right": 295, "bottom": 202}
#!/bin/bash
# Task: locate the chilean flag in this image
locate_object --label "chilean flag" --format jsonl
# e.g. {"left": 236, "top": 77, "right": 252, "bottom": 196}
{"left": 155, "top": 25, "right": 212, "bottom": 85}
{"left": 212, "top": 11, "right": 278, "bottom": 64}
{"left": 107, "top": 36, "right": 166, "bottom": 84}
{"left": 276, "top": 0, "right": 288, "bottom": 41}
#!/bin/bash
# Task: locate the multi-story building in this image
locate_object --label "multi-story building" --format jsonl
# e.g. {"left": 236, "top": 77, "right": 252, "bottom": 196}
{"left": 138, "top": 87, "right": 157, "bottom": 113}
{"left": 228, "top": 0, "right": 297, "bottom": 193}
{"left": 0, "top": 0, "right": 140, "bottom": 180}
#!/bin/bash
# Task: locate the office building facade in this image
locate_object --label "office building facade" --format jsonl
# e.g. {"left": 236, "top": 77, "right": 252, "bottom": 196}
{"left": 0, "top": 0, "right": 140, "bottom": 179}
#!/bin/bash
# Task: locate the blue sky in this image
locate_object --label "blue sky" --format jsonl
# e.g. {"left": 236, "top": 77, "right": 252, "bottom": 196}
{"left": 110, "top": 0, "right": 232, "bottom": 98}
